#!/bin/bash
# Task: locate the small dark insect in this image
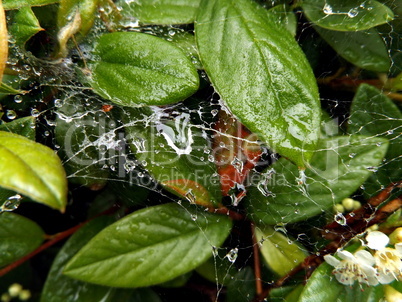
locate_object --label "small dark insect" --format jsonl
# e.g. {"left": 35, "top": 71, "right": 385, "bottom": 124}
{"left": 102, "top": 104, "right": 113, "bottom": 112}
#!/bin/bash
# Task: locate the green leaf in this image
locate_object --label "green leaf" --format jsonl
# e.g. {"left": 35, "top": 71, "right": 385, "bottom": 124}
{"left": 299, "top": 262, "right": 384, "bottom": 302}
{"left": 196, "top": 0, "right": 320, "bottom": 167}
{"left": 167, "top": 32, "right": 202, "bottom": 69}
{"left": 255, "top": 226, "right": 307, "bottom": 276}
{"left": 64, "top": 203, "right": 232, "bottom": 287}
{"left": 226, "top": 267, "right": 256, "bottom": 302}
{"left": 301, "top": 0, "right": 394, "bottom": 31}
{"left": 9, "top": 7, "right": 43, "bottom": 46}
{"left": 0, "top": 212, "right": 44, "bottom": 267}
{"left": 0, "top": 131, "right": 67, "bottom": 211}
{"left": 55, "top": 96, "right": 110, "bottom": 188}
{"left": 119, "top": 0, "right": 201, "bottom": 25}
{"left": 314, "top": 27, "right": 390, "bottom": 72}
{"left": 246, "top": 135, "right": 389, "bottom": 224}
{"left": 3, "top": 0, "right": 59, "bottom": 10}
{"left": 57, "top": 0, "right": 98, "bottom": 37}
{"left": 124, "top": 107, "right": 221, "bottom": 207}
{"left": 0, "top": 82, "right": 25, "bottom": 95}
{"left": 267, "top": 4, "right": 297, "bottom": 36}
{"left": 87, "top": 32, "right": 199, "bottom": 107}
{"left": 0, "top": 116, "right": 35, "bottom": 140}
{"left": 348, "top": 84, "right": 402, "bottom": 196}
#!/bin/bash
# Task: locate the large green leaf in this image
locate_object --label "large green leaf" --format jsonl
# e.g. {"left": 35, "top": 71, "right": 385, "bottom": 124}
{"left": 3, "top": 0, "right": 58, "bottom": 10}
{"left": 195, "top": 0, "right": 320, "bottom": 167}
{"left": 299, "top": 262, "right": 384, "bottom": 302}
{"left": 0, "top": 212, "right": 44, "bottom": 267}
{"left": 314, "top": 27, "right": 390, "bottom": 72}
{"left": 348, "top": 84, "right": 402, "bottom": 196}
{"left": 9, "top": 6, "right": 43, "bottom": 46}
{"left": 119, "top": 0, "right": 201, "bottom": 24}
{"left": 255, "top": 226, "right": 307, "bottom": 276}
{"left": 87, "top": 32, "right": 199, "bottom": 107}
{"left": 301, "top": 0, "right": 394, "bottom": 31}
{"left": 124, "top": 107, "right": 221, "bottom": 207}
{"left": 64, "top": 203, "right": 232, "bottom": 287}
{"left": 246, "top": 135, "right": 388, "bottom": 224}
{"left": 0, "top": 131, "right": 67, "bottom": 211}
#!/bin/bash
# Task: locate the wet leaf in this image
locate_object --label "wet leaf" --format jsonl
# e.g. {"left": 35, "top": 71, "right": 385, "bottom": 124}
{"left": 0, "top": 131, "right": 67, "bottom": 211}
{"left": 0, "top": 82, "right": 25, "bottom": 95}
{"left": 314, "top": 27, "right": 390, "bottom": 72}
{"left": 9, "top": 6, "right": 43, "bottom": 46}
{"left": 196, "top": 0, "right": 320, "bottom": 167}
{"left": 64, "top": 203, "right": 232, "bottom": 287}
{"left": 348, "top": 84, "right": 402, "bottom": 196}
{"left": 255, "top": 226, "right": 307, "bottom": 276}
{"left": 124, "top": 107, "right": 221, "bottom": 207}
{"left": 88, "top": 32, "right": 199, "bottom": 107}
{"left": 246, "top": 135, "right": 389, "bottom": 224}
{"left": 267, "top": 4, "right": 297, "bottom": 36}
{"left": 119, "top": 0, "right": 201, "bottom": 25}
{"left": 0, "top": 116, "right": 36, "bottom": 140}
{"left": 226, "top": 267, "right": 256, "bottom": 302}
{"left": 298, "top": 262, "right": 384, "bottom": 302}
{"left": 167, "top": 32, "right": 202, "bottom": 69}
{"left": 0, "top": 212, "right": 44, "bottom": 267}
{"left": 0, "top": 0, "right": 7, "bottom": 83}
{"left": 301, "top": 0, "right": 394, "bottom": 31}
{"left": 3, "top": 0, "right": 59, "bottom": 10}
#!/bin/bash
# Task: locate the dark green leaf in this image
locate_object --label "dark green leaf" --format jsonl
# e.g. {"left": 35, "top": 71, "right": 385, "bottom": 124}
{"left": 196, "top": 0, "right": 320, "bottom": 167}
{"left": 3, "top": 0, "right": 59, "bottom": 10}
{"left": 124, "top": 107, "right": 221, "bottom": 207}
{"left": 0, "top": 82, "right": 25, "bottom": 94}
{"left": 348, "top": 84, "right": 402, "bottom": 196}
{"left": 167, "top": 32, "right": 202, "bottom": 69}
{"left": 226, "top": 267, "right": 256, "bottom": 302}
{"left": 0, "top": 131, "right": 67, "bottom": 211}
{"left": 246, "top": 135, "right": 388, "bottom": 224}
{"left": 64, "top": 203, "right": 232, "bottom": 287}
{"left": 255, "top": 226, "right": 307, "bottom": 276}
{"left": 314, "top": 27, "right": 390, "bottom": 72}
{"left": 299, "top": 262, "right": 384, "bottom": 302}
{"left": 88, "top": 32, "right": 199, "bottom": 107}
{"left": 0, "top": 116, "right": 35, "bottom": 140}
{"left": 9, "top": 6, "right": 43, "bottom": 45}
{"left": 267, "top": 4, "right": 297, "bottom": 36}
{"left": 301, "top": 0, "right": 394, "bottom": 31}
{"left": 0, "top": 212, "right": 44, "bottom": 267}
{"left": 284, "top": 285, "right": 304, "bottom": 302}
{"left": 119, "top": 0, "right": 201, "bottom": 24}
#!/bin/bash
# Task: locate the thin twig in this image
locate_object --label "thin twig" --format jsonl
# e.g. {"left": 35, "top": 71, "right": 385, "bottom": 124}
{"left": 251, "top": 222, "right": 263, "bottom": 296}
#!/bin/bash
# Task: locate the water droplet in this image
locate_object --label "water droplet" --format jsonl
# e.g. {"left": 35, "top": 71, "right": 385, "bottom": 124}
{"left": 207, "top": 154, "right": 215, "bottom": 162}
{"left": 6, "top": 110, "right": 17, "bottom": 120}
{"left": 190, "top": 214, "right": 197, "bottom": 221}
{"left": 124, "top": 160, "right": 136, "bottom": 172}
{"left": 14, "top": 95, "right": 23, "bottom": 103}
{"left": 376, "top": 142, "right": 382, "bottom": 147}
{"left": 185, "top": 189, "right": 196, "bottom": 204}
{"left": 231, "top": 157, "right": 243, "bottom": 173}
{"left": 347, "top": 8, "right": 359, "bottom": 17}
{"left": 349, "top": 153, "right": 356, "bottom": 158}
{"left": 212, "top": 246, "right": 218, "bottom": 257}
{"left": 387, "top": 130, "right": 394, "bottom": 135}
{"left": 366, "top": 166, "right": 378, "bottom": 172}
{"left": 31, "top": 109, "right": 40, "bottom": 117}
{"left": 1, "top": 194, "right": 22, "bottom": 212}
{"left": 211, "top": 109, "right": 218, "bottom": 116}
{"left": 225, "top": 248, "right": 238, "bottom": 263}
{"left": 323, "top": 3, "right": 333, "bottom": 14}
{"left": 54, "top": 99, "right": 64, "bottom": 108}
{"left": 296, "top": 169, "right": 306, "bottom": 185}
{"left": 334, "top": 213, "right": 347, "bottom": 226}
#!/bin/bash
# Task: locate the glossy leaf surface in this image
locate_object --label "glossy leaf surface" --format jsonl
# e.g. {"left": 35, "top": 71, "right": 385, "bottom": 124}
{"left": 9, "top": 7, "right": 43, "bottom": 46}
{"left": 0, "top": 212, "right": 44, "bottom": 267}
{"left": 3, "top": 0, "right": 59, "bottom": 10}
{"left": 88, "top": 32, "right": 199, "bottom": 107}
{"left": 246, "top": 135, "right": 388, "bottom": 224}
{"left": 302, "top": 0, "right": 394, "bottom": 31}
{"left": 348, "top": 84, "right": 402, "bottom": 196}
{"left": 0, "top": 116, "right": 36, "bottom": 140}
{"left": 196, "top": 0, "right": 320, "bottom": 167}
{"left": 119, "top": 0, "right": 201, "bottom": 24}
{"left": 267, "top": 4, "right": 297, "bottom": 36}
{"left": 314, "top": 27, "right": 390, "bottom": 72}
{"left": 64, "top": 203, "right": 232, "bottom": 287}
{"left": 0, "top": 131, "right": 67, "bottom": 211}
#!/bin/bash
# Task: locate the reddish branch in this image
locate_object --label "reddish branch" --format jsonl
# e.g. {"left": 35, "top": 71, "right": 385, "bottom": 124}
{"left": 251, "top": 222, "right": 263, "bottom": 296}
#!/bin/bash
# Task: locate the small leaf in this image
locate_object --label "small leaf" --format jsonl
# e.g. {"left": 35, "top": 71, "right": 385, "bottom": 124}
{"left": 0, "top": 131, "right": 67, "bottom": 211}
{"left": 0, "top": 0, "right": 7, "bottom": 83}
{"left": 255, "top": 226, "right": 307, "bottom": 276}
{"left": 314, "top": 27, "right": 390, "bottom": 72}
{"left": 348, "top": 84, "right": 402, "bottom": 196}
{"left": 196, "top": 0, "right": 320, "bottom": 167}
{"left": 302, "top": 0, "right": 394, "bottom": 31}
{"left": 64, "top": 203, "right": 232, "bottom": 287}
{"left": 0, "top": 82, "right": 25, "bottom": 95}
{"left": 119, "top": 0, "right": 201, "bottom": 25}
{"left": 0, "top": 116, "right": 35, "bottom": 140}
{"left": 0, "top": 212, "right": 44, "bottom": 267}
{"left": 9, "top": 7, "right": 44, "bottom": 46}
{"left": 167, "top": 31, "right": 202, "bottom": 69}
{"left": 3, "top": 0, "right": 59, "bottom": 10}
{"left": 246, "top": 135, "right": 389, "bottom": 224}
{"left": 299, "top": 262, "right": 384, "bottom": 302}
{"left": 88, "top": 32, "right": 199, "bottom": 107}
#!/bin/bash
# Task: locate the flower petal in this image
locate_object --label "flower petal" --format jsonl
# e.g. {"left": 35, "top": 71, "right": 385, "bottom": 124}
{"left": 338, "top": 250, "right": 355, "bottom": 261}
{"left": 355, "top": 250, "right": 376, "bottom": 267}
{"left": 366, "top": 231, "right": 389, "bottom": 250}
{"left": 324, "top": 254, "right": 340, "bottom": 267}
{"left": 377, "top": 271, "right": 396, "bottom": 284}
{"left": 395, "top": 243, "right": 402, "bottom": 254}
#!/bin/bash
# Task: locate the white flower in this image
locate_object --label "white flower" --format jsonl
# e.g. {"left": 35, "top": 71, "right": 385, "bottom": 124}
{"left": 366, "top": 231, "right": 402, "bottom": 284}
{"left": 324, "top": 250, "right": 378, "bottom": 286}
